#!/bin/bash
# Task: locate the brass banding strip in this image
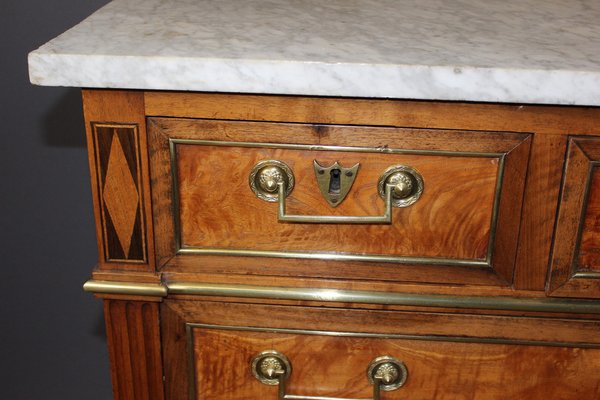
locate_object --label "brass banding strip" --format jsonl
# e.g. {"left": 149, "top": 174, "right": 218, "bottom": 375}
{"left": 82, "top": 280, "right": 600, "bottom": 314}
{"left": 169, "top": 138, "right": 505, "bottom": 158}
{"left": 187, "top": 323, "right": 600, "bottom": 350}
{"left": 175, "top": 248, "right": 489, "bottom": 267}
{"left": 83, "top": 280, "right": 168, "bottom": 297}
{"left": 167, "top": 282, "right": 600, "bottom": 314}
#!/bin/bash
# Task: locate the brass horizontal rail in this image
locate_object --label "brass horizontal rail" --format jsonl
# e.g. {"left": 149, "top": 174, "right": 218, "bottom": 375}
{"left": 83, "top": 280, "right": 600, "bottom": 314}
{"left": 165, "top": 282, "right": 600, "bottom": 314}
{"left": 83, "top": 280, "right": 167, "bottom": 297}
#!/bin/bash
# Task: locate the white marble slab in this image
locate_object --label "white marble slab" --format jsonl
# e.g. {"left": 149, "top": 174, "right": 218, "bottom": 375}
{"left": 29, "top": 0, "right": 600, "bottom": 105}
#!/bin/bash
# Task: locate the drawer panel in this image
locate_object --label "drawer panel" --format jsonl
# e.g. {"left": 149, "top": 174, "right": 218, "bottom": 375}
{"left": 188, "top": 323, "right": 600, "bottom": 400}
{"left": 149, "top": 119, "right": 530, "bottom": 285}
{"left": 177, "top": 146, "right": 495, "bottom": 260}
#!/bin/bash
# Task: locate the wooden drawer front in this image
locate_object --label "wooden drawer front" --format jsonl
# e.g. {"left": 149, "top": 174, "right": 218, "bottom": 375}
{"left": 149, "top": 118, "right": 530, "bottom": 285}
{"left": 187, "top": 324, "right": 599, "bottom": 400}
{"left": 549, "top": 137, "right": 600, "bottom": 298}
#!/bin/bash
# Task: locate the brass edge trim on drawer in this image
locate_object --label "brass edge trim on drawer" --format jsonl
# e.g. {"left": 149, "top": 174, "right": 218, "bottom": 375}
{"left": 185, "top": 323, "right": 600, "bottom": 349}
{"left": 83, "top": 280, "right": 168, "bottom": 297}
{"left": 176, "top": 248, "right": 490, "bottom": 267}
{"left": 168, "top": 138, "right": 506, "bottom": 158}
{"left": 169, "top": 138, "right": 505, "bottom": 267}
{"left": 167, "top": 282, "right": 600, "bottom": 314}
{"left": 574, "top": 271, "right": 600, "bottom": 279}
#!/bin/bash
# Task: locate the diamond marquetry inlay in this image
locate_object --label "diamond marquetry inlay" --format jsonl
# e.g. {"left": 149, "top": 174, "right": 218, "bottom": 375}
{"left": 103, "top": 133, "right": 140, "bottom": 257}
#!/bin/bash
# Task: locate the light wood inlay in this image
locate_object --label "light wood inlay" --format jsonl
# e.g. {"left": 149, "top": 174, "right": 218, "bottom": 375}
{"left": 93, "top": 124, "right": 145, "bottom": 262}
{"left": 103, "top": 132, "right": 141, "bottom": 258}
{"left": 83, "top": 89, "right": 155, "bottom": 271}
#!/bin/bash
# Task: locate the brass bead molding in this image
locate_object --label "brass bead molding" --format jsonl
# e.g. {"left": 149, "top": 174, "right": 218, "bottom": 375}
{"left": 83, "top": 280, "right": 168, "bottom": 297}
{"left": 165, "top": 282, "right": 600, "bottom": 314}
{"left": 82, "top": 280, "right": 600, "bottom": 314}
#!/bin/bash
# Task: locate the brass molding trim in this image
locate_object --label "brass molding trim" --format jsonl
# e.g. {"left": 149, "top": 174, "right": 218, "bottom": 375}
{"left": 186, "top": 323, "right": 600, "bottom": 354}
{"left": 168, "top": 138, "right": 505, "bottom": 268}
{"left": 83, "top": 280, "right": 167, "bottom": 297}
{"left": 176, "top": 248, "right": 489, "bottom": 267}
{"left": 83, "top": 279, "right": 600, "bottom": 314}
{"left": 167, "top": 282, "right": 600, "bottom": 314}
{"left": 168, "top": 138, "right": 506, "bottom": 158}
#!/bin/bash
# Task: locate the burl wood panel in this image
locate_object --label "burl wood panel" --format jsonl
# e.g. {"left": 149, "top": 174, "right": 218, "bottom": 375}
{"left": 177, "top": 145, "right": 496, "bottom": 260}
{"left": 549, "top": 137, "right": 600, "bottom": 298}
{"left": 149, "top": 118, "right": 529, "bottom": 285}
{"left": 82, "top": 90, "right": 155, "bottom": 271}
{"left": 104, "top": 300, "right": 165, "bottom": 400}
{"left": 191, "top": 327, "right": 600, "bottom": 400}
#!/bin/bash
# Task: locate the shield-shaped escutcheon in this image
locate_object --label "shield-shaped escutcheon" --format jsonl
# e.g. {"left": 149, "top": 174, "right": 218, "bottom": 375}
{"left": 313, "top": 160, "right": 360, "bottom": 207}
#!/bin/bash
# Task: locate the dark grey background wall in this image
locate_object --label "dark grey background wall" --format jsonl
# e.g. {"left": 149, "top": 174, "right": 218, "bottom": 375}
{"left": 1, "top": 1, "right": 113, "bottom": 398}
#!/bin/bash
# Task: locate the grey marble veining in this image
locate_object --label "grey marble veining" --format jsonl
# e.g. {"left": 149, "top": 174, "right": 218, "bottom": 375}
{"left": 28, "top": 0, "right": 600, "bottom": 105}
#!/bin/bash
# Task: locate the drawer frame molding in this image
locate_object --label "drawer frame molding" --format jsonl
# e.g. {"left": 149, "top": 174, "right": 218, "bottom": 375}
{"left": 548, "top": 137, "right": 600, "bottom": 298}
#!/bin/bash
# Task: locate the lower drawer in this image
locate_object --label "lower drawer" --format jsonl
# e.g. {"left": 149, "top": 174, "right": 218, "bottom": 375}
{"left": 190, "top": 327, "right": 598, "bottom": 400}
{"left": 161, "top": 301, "right": 600, "bottom": 400}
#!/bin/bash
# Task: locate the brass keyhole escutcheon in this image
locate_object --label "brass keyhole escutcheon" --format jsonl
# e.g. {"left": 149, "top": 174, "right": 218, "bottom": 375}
{"left": 377, "top": 165, "right": 424, "bottom": 207}
{"left": 313, "top": 160, "right": 360, "bottom": 208}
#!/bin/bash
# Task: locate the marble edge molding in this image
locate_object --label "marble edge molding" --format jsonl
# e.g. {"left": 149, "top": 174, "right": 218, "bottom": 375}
{"left": 28, "top": 51, "right": 600, "bottom": 106}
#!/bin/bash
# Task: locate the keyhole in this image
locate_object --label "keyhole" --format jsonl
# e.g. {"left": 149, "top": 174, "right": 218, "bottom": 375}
{"left": 329, "top": 168, "right": 341, "bottom": 194}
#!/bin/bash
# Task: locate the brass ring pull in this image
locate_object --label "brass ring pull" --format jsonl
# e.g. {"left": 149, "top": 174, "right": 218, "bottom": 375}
{"left": 249, "top": 160, "right": 423, "bottom": 225}
{"left": 251, "top": 351, "right": 408, "bottom": 400}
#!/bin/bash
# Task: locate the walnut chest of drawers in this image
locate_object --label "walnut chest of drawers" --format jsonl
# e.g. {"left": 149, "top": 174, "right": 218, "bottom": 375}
{"left": 81, "top": 89, "right": 600, "bottom": 400}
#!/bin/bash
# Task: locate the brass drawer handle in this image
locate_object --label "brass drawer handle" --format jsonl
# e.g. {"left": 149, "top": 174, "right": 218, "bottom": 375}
{"left": 251, "top": 351, "right": 408, "bottom": 400}
{"left": 277, "top": 181, "right": 394, "bottom": 224}
{"left": 249, "top": 160, "right": 423, "bottom": 224}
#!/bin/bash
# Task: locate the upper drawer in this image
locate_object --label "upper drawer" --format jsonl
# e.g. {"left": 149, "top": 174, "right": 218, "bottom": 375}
{"left": 149, "top": 118, "right": 530, "bottom": 286}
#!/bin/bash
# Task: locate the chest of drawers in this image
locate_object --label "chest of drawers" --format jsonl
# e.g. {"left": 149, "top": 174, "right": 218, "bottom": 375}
{"left": 28, "top": 0, "right": 600, "bottom": 398}
{"left": 80, "top": 90, "right": 600, "bottom": 399}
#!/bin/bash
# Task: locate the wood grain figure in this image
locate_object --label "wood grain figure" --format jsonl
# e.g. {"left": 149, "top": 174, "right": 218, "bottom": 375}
{"left": 104, "top": 300, "right": 165, "bottom": 400}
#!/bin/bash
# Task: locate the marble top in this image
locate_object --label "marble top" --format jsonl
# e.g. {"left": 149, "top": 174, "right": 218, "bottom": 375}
{"left": 29, "top": 0, "right": 600, "bottom": 105}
